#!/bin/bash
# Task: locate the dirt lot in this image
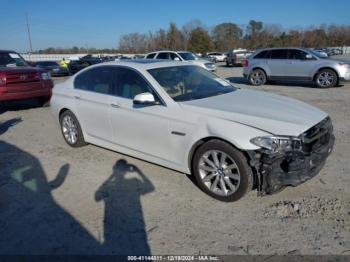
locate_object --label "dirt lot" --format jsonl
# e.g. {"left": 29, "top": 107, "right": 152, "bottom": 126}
{"left": 0, "top": 63, "right": 350, "bottom": 255}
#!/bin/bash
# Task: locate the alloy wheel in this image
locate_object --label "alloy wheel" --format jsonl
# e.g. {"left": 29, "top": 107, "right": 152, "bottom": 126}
{"left": 61, "top": 115, "right": 78, "bottom": 144}
{"left": 198, "top": 150, "right": 241, "bottom": 196}
{"left": 250, "top": 71, "right": 265, "bottom": 85}
{"left": 317, "top": 71, "right": 334, "bottom": 87}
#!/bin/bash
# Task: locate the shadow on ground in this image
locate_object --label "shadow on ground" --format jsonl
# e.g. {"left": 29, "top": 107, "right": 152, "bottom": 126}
{"left": 0, "top": 135, "right": 154, "bottom": 254}
{"left": 0, "top": 99, "right": 44, "bottom": 114}
{"left": 225, "top": 77, "right": 344, "bottom": 89}
{"left": 0, "top": 118, "right": 22, "bottom": 135}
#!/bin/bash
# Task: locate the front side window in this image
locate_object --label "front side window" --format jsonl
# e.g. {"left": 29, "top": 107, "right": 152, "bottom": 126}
{"left": 0, "top": 53, "right": 28, "bottom": 68}
{"left": 114, "top": 67, "right": 153, "bottom": 100}
{"left": 270, "top": 49, "right": 288, "bottom": 59}
{"left": 156, "top": 52, "right": 170, "bottom": 60}
{"left": 146, "top": 53, "right": 156, "bottom": 59}
{"left": 74, "top": 66, "right": 114, "bottom": 95}
{"left": 288, "top": 49, "right": 309, "bottom": 60}
{"left": 169, "top": 53, "right": 181, "bottom": 60}
{"left": 148, "top": 65, "right": 235, "bottom": 102}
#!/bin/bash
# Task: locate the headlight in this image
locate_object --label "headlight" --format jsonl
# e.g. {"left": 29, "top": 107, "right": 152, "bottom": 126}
{"left": 250, "top": 135, "right": 302, "bottom": 152}
{"left": 338, "top": 62, "right": 350, "bottom": 68}
{"left": 41, "top": 72, "right": 51, "bottom": 80}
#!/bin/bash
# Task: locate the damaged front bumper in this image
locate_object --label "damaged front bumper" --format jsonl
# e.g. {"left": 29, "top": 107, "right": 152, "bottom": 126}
{"left": 249, "top": 117, "right": 335, "bottom": 195}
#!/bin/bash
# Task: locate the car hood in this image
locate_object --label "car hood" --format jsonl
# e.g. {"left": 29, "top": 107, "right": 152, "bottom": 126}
{"left": 180, "top": 89, "right": 328, "bottom": 136}
{"left": 190, "top": 59, "right": 214, "bottom": 65}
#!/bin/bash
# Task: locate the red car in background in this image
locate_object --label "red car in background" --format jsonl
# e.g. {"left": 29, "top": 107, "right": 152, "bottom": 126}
{"left": 0, "top": 50, "right": 53, "bottom": 106}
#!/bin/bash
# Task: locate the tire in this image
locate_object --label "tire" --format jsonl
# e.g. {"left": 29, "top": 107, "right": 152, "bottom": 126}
{"left": 59, "top": 110, "right": 86, "bottom": 147}
{"left": 192, "top": 139, "right": 253, "bottom": 202}
{"left": 37, "top": 96, "right": 51, "bottom": 107}
{"left": 315, "top": 69, "right": 338, "bottom": 88}
{"left": 248, "top": 69, "right": 267, "bottom": 86}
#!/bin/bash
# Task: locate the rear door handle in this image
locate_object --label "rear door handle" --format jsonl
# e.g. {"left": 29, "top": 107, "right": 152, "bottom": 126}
{"left": 74, "top": 95, "right": 81, "bottom": 100}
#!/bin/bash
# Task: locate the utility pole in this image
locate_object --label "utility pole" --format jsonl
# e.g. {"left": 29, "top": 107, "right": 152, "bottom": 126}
{"left": 26, "top": 14, "right": 33, "bottom": 53}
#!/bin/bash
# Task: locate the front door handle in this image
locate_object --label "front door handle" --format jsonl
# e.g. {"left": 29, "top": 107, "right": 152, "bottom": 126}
{"left": 110, "top": 103, "right": 120, "bottom": 108}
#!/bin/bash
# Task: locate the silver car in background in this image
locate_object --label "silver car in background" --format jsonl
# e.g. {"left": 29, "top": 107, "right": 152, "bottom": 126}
{"left": 243, "top": 47, "right": 350, "bottom": 88}
{"left": 145, "top": 51, "right": 216, "bottom": 72}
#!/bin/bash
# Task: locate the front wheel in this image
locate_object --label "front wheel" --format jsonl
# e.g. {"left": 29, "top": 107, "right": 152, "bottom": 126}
{"left": 192, "top": 140, "right": 253, "bottom": 202}
{"left": 248, "top": 69, "right": 267, "bottom": 86}
{"left": 315, "top": 69, "right": 338, "bottom": 88}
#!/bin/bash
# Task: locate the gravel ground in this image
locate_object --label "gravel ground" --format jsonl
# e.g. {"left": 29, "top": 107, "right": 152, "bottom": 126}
{"left": 0, "top": 62, "right": 350, "bottom": 255}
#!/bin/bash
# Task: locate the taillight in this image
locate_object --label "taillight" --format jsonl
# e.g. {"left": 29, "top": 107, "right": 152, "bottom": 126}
{"left": 243, "top": 59, "right": 249, "bottom": 67}
{"left": 0, "top": 75, "right": 6, "bottom": 86}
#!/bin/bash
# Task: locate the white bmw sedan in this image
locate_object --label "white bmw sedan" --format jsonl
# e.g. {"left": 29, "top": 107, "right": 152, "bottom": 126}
{"left": 51, "top": 60, "right": 334, "bottom": 202}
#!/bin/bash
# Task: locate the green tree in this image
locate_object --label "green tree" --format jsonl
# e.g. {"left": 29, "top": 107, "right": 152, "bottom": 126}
{"left": 167, "top": 22, "right": 185, "bottom": 50}
{"left": 212, "top": 23, "right": 242, "bottom": 51}
{"left": 188, "top": 27, "right": 214, "bottom": 54}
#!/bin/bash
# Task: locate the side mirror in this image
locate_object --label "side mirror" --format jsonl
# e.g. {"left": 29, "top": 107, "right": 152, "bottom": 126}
{"left": 305, "top": 54, "right": 314, "bottom": 60}
{"left": 133, "top": 92, "right": 156, "bottom": 105}
{"left": 174, "top": 57, "right": 180, "bottom": 61}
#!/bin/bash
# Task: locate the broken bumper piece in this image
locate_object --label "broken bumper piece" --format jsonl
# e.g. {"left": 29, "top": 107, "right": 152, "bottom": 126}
{"left": 253, "top": 117, "right": 335, "bottom": 195}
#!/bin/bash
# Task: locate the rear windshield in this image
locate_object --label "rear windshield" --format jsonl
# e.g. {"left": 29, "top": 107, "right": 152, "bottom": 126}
{"left": 0, "top": 53, "right": 28, "bottom": 68}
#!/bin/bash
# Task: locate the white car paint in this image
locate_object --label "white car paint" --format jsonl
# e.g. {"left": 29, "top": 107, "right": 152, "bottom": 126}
{"left": 51, "top": 60, "right": 328, "bottom": 174}
{"left": 207, "top": 52, "right": 227, "bottom": 62}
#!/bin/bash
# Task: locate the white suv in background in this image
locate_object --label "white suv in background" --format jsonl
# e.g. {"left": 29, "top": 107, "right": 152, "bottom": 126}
{"left": 207, "top": 52, "right": 227, "bottom": 62}
{"left": 145, "top": 51, "right": 216, "bottom": 71}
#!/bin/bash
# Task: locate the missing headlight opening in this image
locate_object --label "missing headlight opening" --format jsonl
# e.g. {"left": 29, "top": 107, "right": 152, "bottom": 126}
{"left": 249, "top": 117, "right": 335, "bottom": 195}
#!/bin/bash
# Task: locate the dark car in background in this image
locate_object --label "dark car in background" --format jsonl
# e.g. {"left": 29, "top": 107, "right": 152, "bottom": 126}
{"left": 0, "top": 50, "right": 53, "bottom": 105}
{"left": 34, "top": 61, "right": 70, "bottom": 76}
{"left": 68, "top": 55, "right": 103, "bottom": 74}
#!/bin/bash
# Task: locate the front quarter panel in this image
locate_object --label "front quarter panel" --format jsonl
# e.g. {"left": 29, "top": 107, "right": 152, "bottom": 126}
{"left": 206, "top": 118, "right": 271, "bottom": 150}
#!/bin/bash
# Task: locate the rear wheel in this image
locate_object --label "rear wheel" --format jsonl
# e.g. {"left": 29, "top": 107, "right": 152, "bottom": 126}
{"left": 248, "top": 69, "right": 267, "bottom": 86}
{"left": 59, "top": 110, "right": 86, "bottom": 147}
{"left": 315, "top": 69, "right": 338, "bottom": 88}
{"left": 192, "top": 140, "right": 253, "bottom": 202}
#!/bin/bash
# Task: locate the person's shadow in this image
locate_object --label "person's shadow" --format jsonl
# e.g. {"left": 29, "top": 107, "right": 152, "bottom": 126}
{"left": 95, "top": 159, "right": 155, "bottom": 255}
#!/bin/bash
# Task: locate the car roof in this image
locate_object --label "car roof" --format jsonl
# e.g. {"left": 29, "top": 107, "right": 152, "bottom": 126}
{"left": 94, "top": 59, "right": 195, "bottom": 70}
{"left": 0, "top": 50, "right": 17, "bottom": 54}
{"left": 256, "top": 47, "right": 309, "bottom": 52}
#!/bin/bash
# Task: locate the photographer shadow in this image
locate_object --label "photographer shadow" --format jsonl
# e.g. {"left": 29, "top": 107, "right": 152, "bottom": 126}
{"left": 95, "top": 159, "right": 155, "bottom": 255}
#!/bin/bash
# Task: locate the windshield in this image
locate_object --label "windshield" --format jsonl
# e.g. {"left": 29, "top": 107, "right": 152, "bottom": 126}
{"left": 148, "top": 65, "right": 235, "bottom": 102}
{"left": 0, "top": 53, "right": 28, "bottom": 68}
{"left": 178, "top": 52, "right": 197, "bottom": 61}
{"left": 308, "top": 49, "right": 327, "bottom": 59}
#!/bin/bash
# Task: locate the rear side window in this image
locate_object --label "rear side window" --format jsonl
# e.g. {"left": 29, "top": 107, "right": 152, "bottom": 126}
{"left": 146, "top": 53, "right": 156, "bottom": 59}
{"left": 270, "top": 49, "right": 288, "bottom": 59}
{"left": 156, "top": 52, "right": 170, "bottom": 59}
{"left": 254, "top": 50, "right": 269, "bottom": 59}
{"left": 74, "top": 66, "right": 114, "bottom": 95}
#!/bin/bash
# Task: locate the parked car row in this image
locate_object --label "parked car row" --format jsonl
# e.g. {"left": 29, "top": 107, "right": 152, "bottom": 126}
{"left": 145, "top": 50, "right": 216, "bottom": 71}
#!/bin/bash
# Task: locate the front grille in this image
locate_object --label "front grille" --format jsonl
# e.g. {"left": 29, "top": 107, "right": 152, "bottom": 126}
{"left": 301, "top": 117, "right": 333, "bottom": 152}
